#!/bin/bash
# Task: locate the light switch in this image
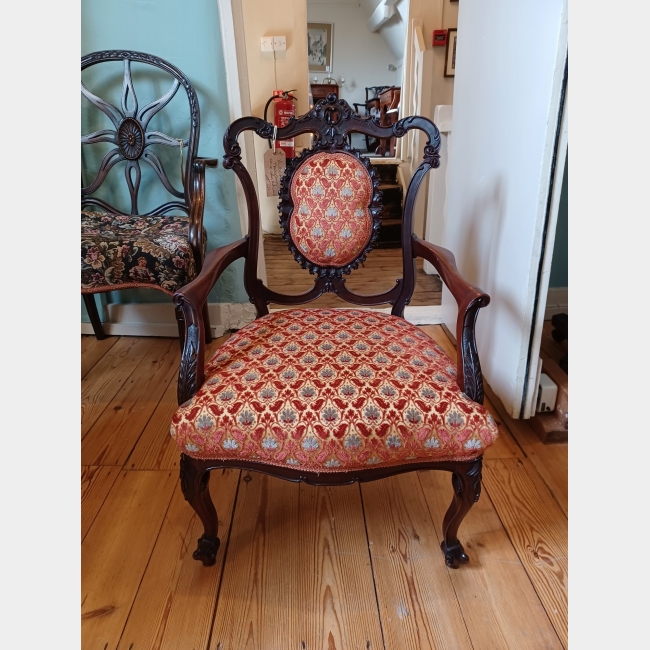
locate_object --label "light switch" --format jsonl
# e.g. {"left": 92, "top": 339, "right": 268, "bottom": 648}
{"left": 261, "top": 36, "right": 274, "bottom": 52}
{"left": 273, "top": 36, "right": 286, "bottom": 52}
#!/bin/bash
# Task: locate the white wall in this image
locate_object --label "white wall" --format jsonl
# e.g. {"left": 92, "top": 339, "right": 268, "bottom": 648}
{"left": 442, "top": 0, "right": 567, "bottom": 418}
{"left": 241, "top": 0, "right": 311, "bottom": 235}
{"left": 307, "top": 1, "right": 400, "bottom": 112}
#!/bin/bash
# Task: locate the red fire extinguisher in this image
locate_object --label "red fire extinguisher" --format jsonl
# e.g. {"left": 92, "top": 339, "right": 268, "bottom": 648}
{"left": 264, "top": 90, "right": 297, "bottom": 159}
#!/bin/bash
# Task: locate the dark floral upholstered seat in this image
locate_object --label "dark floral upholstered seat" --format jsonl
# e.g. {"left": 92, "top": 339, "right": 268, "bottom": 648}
{"left": 81, "top": 211, "right": 206, "bottom": 295}
{"left": 171, "top": 309, "right": 498, "bottom": 472}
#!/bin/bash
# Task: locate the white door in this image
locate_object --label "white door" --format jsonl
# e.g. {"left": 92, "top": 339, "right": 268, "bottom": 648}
{"left": 441, "top": 0, "right": 568, "bottom": 418}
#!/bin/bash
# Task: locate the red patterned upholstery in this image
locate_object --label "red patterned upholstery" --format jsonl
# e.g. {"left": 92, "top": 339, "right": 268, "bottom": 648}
{"left": 289, "top": 152, "right": 374, "bottom": 267}
{"left": 171, "top": 310, "right": 498, "bottom": 472}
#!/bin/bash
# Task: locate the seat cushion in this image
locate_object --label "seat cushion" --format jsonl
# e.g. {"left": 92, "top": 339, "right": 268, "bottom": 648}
{"left": 171, "top": 309, "right": 498, "bottom": 472}
{"left": 81, "top": 211, "right": 201, "bottom": 294}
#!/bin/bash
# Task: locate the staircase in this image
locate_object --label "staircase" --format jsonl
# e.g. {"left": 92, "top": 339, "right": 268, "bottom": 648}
{"left": 374, "top": 163, "right": 403, "bottom": 248}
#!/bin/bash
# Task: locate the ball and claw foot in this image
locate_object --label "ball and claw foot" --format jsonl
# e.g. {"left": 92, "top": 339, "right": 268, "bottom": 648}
{"left": 441, "top": 540, "right": 469, "bottom": 569}
{"left": 193, "top": 535, "right": 220, "bottom": 566}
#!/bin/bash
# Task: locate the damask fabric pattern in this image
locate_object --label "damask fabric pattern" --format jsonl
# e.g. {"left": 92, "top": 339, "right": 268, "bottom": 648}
{"left": 289, "top": 152, "right": 374, "bottom": 267}
{"left": 81, "top": 211, "right": 200, "bottom": 294}
{"left": 171, "top": 309, "right": 498, "bottom": 472}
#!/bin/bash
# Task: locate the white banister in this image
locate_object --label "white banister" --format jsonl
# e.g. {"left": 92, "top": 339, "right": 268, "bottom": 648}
{"left": 423, "top": 105, "right": 453, "bottom": 274}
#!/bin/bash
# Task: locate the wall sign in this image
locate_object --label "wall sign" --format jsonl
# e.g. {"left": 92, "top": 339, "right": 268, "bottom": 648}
{"left": 445, "top": 29, "right": 458, "bottom": 77}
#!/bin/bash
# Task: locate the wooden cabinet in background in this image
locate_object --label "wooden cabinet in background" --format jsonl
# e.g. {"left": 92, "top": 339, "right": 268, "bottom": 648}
{"left": 377, "top": 86, "right": 401, "bottom": 157}
{"left": 310, "top": 84, "right": 339, "bottom": 104}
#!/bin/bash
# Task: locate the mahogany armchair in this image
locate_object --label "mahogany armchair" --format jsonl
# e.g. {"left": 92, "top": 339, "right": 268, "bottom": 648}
{"left": 170, "top": 95, "right": 497, "bottom": 569}
{"left": 81, "top": 50, "right": 215, "bottom": 344}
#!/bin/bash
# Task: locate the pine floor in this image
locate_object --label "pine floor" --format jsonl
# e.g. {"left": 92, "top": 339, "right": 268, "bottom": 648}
{"left": 81, "top": 325, "right": 568, "bottom": 650}
{"left": 264, "top": 234, "right": 443, "bottom": 309}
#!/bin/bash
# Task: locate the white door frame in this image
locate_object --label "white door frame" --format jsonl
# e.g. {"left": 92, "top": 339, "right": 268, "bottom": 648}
{"left": 216, "top": 0, "right": 266, "bottom": 283}
{"left": 521, "top": 73, "right": 568, "bottom": 418}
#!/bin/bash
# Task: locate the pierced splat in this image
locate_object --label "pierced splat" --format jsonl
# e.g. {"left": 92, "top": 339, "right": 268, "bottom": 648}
{"left": 222, "top": 94, "right": 441, "bottom": 316}
{"left": 81, "top": 51, "right": 199, "bottom": 215}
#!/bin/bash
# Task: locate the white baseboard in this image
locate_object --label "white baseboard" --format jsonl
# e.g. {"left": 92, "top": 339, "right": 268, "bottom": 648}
{"left": 81, "top": 302, "right": 257, "bottom": 338}
{"left": 270, "top": 304, "right": 444, "bottom": 325}
{"left": 544, "top": 287, "right": 568, "bottom": 320}
{"left": 81, "top": 302, "right": 444, "bottom": 337}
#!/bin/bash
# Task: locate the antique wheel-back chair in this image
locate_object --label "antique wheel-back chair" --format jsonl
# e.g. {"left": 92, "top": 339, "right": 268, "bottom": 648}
{"left": 171, "top": 95, "right": 498, "bottom": 569}
{"left": 81, "top": 50, "right": 215, "bottom": 345}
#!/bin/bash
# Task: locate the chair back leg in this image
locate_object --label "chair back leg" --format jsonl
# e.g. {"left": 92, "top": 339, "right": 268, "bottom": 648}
{"left": 202, "top": 302, "right": 213, "bottom": 343}
{"left": 83, "top": 294, "right": 107, "bottom": 340}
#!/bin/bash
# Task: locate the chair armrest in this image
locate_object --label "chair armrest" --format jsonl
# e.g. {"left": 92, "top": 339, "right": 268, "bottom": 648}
{"left": 412, "top": 236, "right": 491, "bottom": 404}
{"left": 173, "top": 237, "right": 249, "bottom": 405}
{"left": 188, "top": 158, "right": 219, "bottom": 267}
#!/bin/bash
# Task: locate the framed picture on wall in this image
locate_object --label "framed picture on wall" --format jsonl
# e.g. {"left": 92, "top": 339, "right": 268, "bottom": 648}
{"left": 444, "top": 29, "right": 457, "bottom": 77}
{"left": 307, "top": 23, "right": 333, "bottom": 72}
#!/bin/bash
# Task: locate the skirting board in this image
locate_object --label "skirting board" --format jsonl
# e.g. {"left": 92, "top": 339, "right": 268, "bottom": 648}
{"left": 544, "top": 287, "right": 568, "bottom": 320}
{"left": 269, "top": 304, "right": 443, "bottom": 325}
{"left": 81, "top": 302, "right": 257, "bottom": 338}
{"left": 81, "top": 303, "right": 444, "bottom": 337}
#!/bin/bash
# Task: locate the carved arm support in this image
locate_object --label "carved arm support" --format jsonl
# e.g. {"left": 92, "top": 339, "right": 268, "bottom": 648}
{"left": 411, "top": 236, "right": 490, "bottom": 404}
{"left": 188, "top": 157, "right": 219, "bottom": 269}
{"left": 173, "top": 237, "right": 249, "bottom": 405}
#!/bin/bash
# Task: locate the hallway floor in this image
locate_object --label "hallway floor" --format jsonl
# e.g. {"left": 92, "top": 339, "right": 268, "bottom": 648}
{"left": 263, "top": 234, "right": 442, "bottom": 309}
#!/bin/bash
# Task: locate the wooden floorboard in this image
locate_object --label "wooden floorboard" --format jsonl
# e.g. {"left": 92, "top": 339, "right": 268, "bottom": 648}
{"left": 484, "top": 385, "right": 568, "bottom": 518}
{"left": 482, "top": 458, "right": 568, "bottom": 648}
{"left": 362, "top": 473, "right": 473, "bottom": 650}
{"left": 81, "top": 327, "right": 568, "bottom": 649}
{"left": 81, "top": 465, "right": 120, "bottom": 542}
{"left": 210, "top": 475, "right": 384, "bottom": 650}
{"left": 209, "top": 473, "right": 302, "bottom": 650}
{"left": 81, "top": 335, "right": 118, "bottom": 379}
{"left": 296, "top": 483, "right": 385, "bottom": 650}
{"left": 418, "top": 470, "right": 565, "bottom": 650}
{"left": 116, "top": 470, "right": 240, "bottom": 650}
{"left": 82, "top": 336, "right": 155, "bottom": 439}
{"left": 540, "top": 321, "right": 567, "bottom": 367}
{"left": 81, "top": 469, "right": 177, "bottom": 650}
{"left": 82, "top": 338, "right": 180, "bottom": 466}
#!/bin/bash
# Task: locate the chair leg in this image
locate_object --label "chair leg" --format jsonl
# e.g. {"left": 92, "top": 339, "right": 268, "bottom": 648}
{"left": 440, "top": 457, "right": 483, "bottom": 568}
{"left": 175, "top": 305, "right": 185, "bottom": 352}
{"left": 180, "top": 454, "right": 220, "bottom": 566}
{"left": 83, "top": 294, "right": 107, "bottom": 340}
{"left": 202, "top": 302, "right": 212, "bottom": 343}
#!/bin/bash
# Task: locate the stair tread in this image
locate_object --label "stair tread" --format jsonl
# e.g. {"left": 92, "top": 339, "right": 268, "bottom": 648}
{"left": 379, "top": 218, "right": 402, "bottom": 226}
{"left": 378, "top": 183, "right": 402, "bottom": 189}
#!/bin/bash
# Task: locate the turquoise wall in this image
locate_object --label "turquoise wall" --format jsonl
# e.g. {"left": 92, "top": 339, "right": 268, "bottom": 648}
{"left": 81, "top": 0, "right": 247, "bottom": 321}
{"left": 549, "top": 152, "right": 568, "bottom": 288}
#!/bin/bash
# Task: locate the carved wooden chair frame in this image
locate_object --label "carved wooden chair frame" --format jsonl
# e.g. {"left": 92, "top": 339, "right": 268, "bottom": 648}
{"left": 81, "top": 50, "right": 215, "bottom": 344}
{"left": 173, "top": 95, "right": 490, "bottom": 569}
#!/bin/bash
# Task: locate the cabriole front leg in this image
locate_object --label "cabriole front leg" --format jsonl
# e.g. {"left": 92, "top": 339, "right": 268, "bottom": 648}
{"left": 440, "top": 457, "right": 482, "bottom": 568}
{"left": 180, "top": 454, "right": 220, "bottom": 566}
